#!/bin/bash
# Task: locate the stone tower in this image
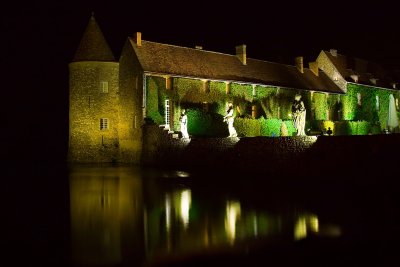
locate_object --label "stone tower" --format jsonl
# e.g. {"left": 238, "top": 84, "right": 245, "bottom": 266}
{"left": 69, "top": 14, "right": 120, "bottom": 162}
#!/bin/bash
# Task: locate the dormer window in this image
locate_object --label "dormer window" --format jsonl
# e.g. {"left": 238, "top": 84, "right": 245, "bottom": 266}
{"left": 370, "top": 78, "right": 378, "bottom": 85}
{"left": 350, "top": 74, "right": 359, "bottom": 83}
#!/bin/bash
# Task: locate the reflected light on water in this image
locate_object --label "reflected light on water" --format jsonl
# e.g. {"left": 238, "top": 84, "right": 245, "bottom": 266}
{"left": 294, "top": 213, "right": 319, "bottom": 240}
{"left": 180, "top": 189, "right": 191, "bottom": 229}
{"left": 225, "top": 200, "right": 241, "bottom": 244}
{"left": 165, "top": 194, "right": 171, "bottom": 232}
{"left": 68, "top": 166, "right": 343, "bottom": 266}
{"left": 69, "top": 166, "right": 144, "bottom": 266}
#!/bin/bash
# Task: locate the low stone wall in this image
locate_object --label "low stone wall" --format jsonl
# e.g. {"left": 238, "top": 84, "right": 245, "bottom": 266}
{"left": 141, "top": 124, "right": 400, "bottom": 178}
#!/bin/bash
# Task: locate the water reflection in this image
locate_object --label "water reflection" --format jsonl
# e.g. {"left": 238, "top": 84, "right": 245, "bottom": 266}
{"left": 69, "top": 165, "right": 340, "bottom": 266}
{"left": 69, "top": 166, "right": 144, "bottom": 266}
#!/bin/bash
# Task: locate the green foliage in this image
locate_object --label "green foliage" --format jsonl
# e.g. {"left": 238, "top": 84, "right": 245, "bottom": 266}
{"left": 259, "top": 117, "right": 282, "bottom": 136}
{"left": 342, "top": 84, "right": 358, "bottom": 120}
{"left": 342, "top": 83, "right": 390, "bottom": 129}
{"left": 186, "top": 107, "right": 227, "bottom": 137}
{"left": 334, "top": 120, "right": 372, "bottom": 135}
{"left": 187, "top": 108, "right": 212, "bottom": 136}
{"left": 370, "top": 123, "right": 382, "bottom": 134}
{"left": 146, "top": 74, "right": 399, "bottom": 137}
{"left": 234, "top": 118, "right": 261, "bottom": 137}
{"left": 283, "top": 120, "right": 297, "bottom": 136}
{"left": 255, "top": 86, "right": 276, "bottom": 99}
{"left": 334, "top": 121, "right": 349, "bottom": 136}
{"left": 146, "top": 76, "right": 165, "bottom": 124}
{"left": 231, "top": 83, "right": 254, "bottom": 102}
{"left": 210, "top": 81, "right": 228, "bottom": 97}
{"left": 174, "top": 78, "right": 205, "bottom": 102}
{"left": 258, "top": 88, "right": 298, "bottom": 119}
{"left": 348, "top": 121, "right": 370, "bottom": 135}
{"left": 313, "top": 92, "right": 327, "bottom": 120}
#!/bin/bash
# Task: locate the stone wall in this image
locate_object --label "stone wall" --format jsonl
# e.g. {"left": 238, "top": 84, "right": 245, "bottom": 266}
{"left": 69, "top": 61, "right": 119, "bottom": 163}
{"left": 142, "top": 124, "right": 400, "bottom": 179}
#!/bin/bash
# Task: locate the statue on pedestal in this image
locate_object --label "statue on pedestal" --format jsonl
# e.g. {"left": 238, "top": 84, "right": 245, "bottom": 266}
{"left": 292, "top": 94, "right": 306, "bottom": 136}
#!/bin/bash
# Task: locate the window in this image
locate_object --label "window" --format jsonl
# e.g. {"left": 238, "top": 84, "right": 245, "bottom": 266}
{"left": 357, "top": 93, "right": 362, "bottom": 106}
{"left": 375, "top": 95, "right": 380, "bottom": 111}
{"left": 101, "top": 81, "right": 109, "bottom": 93}
{"left": 100, "top": 118, "right": 109, "bottom": 130}
{"left": 165, "top": 100, "right": 170, "bottom": 129}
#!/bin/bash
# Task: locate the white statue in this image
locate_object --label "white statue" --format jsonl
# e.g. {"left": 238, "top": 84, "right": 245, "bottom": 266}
{"left": 387, "top": 94, "right": 399, "bottom": 132}
{"left": 179, "top": 109, "right": 189, "bottom": 139}
{"left": 223, "top": 102, "right": 238, "bottom": 137}
{"left": 292, "top": 94, "right": 306, "bottom": 136}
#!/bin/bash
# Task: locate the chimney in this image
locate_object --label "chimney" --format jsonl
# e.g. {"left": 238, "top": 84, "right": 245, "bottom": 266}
{"left": 330, "top": 49, "right": 337, "bottom": 57}
{"left": 135, "top": 32, "right": 142, "bottom": 46}
{"left": 195, "top": 45, "right": 203, "bottom": 50}
{"left": 309, "top": 61, "right": 319, "bottom": 76}
{"left": 391, "top": 82, "right": 397, "bottom": 89}
{"left": 236, "top": 44, "right": 246, "bottom": 65}
{"left": 295, "top": 56, "right": 304, "bottom": 73}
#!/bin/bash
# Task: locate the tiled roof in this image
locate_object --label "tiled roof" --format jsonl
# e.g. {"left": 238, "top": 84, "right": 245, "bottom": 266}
{"left": 72, "top": 15, "right": 115, "bottom": 62}
{"left": 324, "top": 51, "right": 397, "bottom": 89}
{"left": 130, "top": 38, "right": 344, "bottom": 94}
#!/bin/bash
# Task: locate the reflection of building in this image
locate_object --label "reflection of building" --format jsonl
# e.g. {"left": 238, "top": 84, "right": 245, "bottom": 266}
{"left": 69, "top": 15, "right": 400, "bottom": 164}
{"left": 69, "top": 166, "right": 144, "bottom": 266}
{"left": 69, "top": 167, "right": 341, "bottom": 265}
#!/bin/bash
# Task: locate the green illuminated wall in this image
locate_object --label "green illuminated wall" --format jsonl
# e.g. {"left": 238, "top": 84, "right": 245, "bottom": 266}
{"left": 145, "top": 76, "right": 310, "bottom": 137}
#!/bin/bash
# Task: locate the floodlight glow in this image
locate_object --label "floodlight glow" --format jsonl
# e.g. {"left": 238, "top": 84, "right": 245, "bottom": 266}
{"left": 294, "top": 213, "right": 319, "bottom": 240}
{"left": 225, "top": 200, "right": 241, "bottom": 244}
{"left": 180, "top": 190, "right": 192, "bottom": 229}
{"left": 294, "top": 217, "right": 307, "bottom": 240}
{"left": 165, "top": 194, "right": 171, "bottom": 232}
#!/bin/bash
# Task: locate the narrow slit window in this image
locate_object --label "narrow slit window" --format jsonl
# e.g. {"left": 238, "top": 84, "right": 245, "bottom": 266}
{"left": 101, "top": 81, "right": 109, "bottom": 93}
{"left": 100, "top": 118, "right": 109, "bottom": 130}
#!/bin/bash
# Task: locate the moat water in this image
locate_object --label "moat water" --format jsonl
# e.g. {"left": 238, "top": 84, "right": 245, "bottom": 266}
{"left": 5, "top": 163, "right": 399, "bottom": 266}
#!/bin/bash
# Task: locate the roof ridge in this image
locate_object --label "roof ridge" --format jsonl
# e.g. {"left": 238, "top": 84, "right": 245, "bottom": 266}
{"left": 136, "top": 38, "right": 306, "bottom": 69}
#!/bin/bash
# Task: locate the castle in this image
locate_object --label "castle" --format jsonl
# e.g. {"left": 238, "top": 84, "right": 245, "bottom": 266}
{"left": 69, "top": 14, "right": 400, "bottom": 163}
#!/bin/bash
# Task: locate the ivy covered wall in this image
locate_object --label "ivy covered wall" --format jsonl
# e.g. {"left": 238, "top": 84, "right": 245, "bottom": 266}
{"left": 342, "top": 83, "right": 399, "bottom": 130}
{"left": 145, "top": 75, "right": 400, "bottom": 137}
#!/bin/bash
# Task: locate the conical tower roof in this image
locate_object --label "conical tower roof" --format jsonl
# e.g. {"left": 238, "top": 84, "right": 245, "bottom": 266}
{"left": 72, "top": 14, "right": 115, "bottom": 62}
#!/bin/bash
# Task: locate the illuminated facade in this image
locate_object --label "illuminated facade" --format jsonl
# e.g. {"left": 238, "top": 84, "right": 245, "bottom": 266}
{"left": 69, "top": 15, "right": 400, "bottom": 163}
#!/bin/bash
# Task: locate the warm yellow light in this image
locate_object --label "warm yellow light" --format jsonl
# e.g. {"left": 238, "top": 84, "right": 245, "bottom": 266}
{"left": 309, "top": 214, "right": 319, "bottom": 233}
{"left": 165, "top": 194, "right": 171, "bottom": 232}
{"left": 294, "top": 213, "right": 319, "bottom": 240}
{"left": 294, "top": 217, "right": 307, "bottom": 240}
{"left": 180, "top": 190, "right": 191, "bottom": 229}
{"left": 225, "top": 200, "right": 241, "bottom": 244}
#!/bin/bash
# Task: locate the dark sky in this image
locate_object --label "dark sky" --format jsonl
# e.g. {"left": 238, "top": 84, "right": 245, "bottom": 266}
{"left": 2, "top": 1, "right": 400, "bottom": 162}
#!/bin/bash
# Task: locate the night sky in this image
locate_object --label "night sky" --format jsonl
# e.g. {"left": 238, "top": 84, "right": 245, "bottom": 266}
{"left": 2, "top": 1, "right": 400, "bottom": 162}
